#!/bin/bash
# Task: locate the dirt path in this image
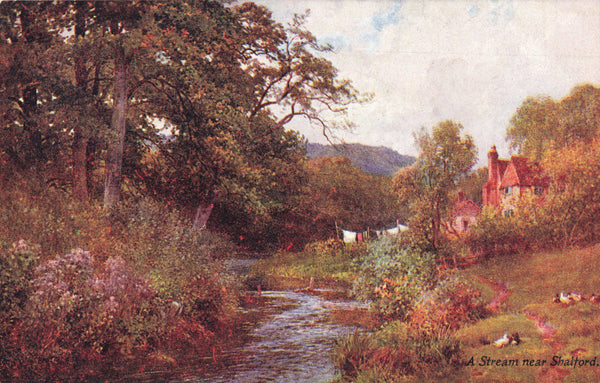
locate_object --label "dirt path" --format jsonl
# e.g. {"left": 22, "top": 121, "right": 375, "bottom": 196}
{"left": 476, "top": 276, "right": 513, "bottom": 313}
{"left": 521, "top": 310, "right": 570, "bottom": 382}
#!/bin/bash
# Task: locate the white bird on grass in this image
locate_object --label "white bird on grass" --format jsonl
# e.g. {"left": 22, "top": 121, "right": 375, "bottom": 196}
{"left": 493, "top": 333, "right": 511, "bottom": 348}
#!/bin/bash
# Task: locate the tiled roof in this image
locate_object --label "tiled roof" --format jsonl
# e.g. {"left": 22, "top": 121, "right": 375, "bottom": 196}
{"left": 497, "top": 159, "right": 509, "bottom": 180}
{"left": 499, "top": 156, "right": 549, "bottom": 188}
{"left": 453, "top": 199, "right": 481, "bottom": 217}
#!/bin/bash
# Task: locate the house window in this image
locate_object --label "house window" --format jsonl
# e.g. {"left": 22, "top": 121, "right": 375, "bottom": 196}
{"left": 534, "top": 186, "right": 544, "bottom": 196}
{"left": 505, "top": 186, "right": 512, "bottom": 195}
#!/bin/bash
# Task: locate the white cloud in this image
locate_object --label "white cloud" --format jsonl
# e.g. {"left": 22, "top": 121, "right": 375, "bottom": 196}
{"left": 253, "top": 0, "right": 600, "bottom": 164}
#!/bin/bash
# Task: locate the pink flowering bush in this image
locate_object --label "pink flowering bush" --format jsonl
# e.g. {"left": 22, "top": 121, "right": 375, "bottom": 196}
{"left": 4, "top": 248, "right": 167, "bottom": 381}
{"left": 0, "top": 188, "right": 241, "bottom": 380}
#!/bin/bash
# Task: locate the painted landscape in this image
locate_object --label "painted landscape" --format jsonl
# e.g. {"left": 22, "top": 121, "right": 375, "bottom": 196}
{"left": 1, "top": 1, "right": 599, "bottom": 382}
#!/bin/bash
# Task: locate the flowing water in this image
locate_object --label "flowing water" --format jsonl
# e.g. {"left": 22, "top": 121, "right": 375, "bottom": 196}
{"left": 168, "top": 258, "right": 368, "bottom": 382}
{"left": 193, "top": 290, "right": 367, "bottom": 383}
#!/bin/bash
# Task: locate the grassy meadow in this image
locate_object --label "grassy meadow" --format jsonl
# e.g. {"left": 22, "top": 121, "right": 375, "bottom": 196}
{"left": 453, "top": 244, "right": 600, "bottom": 382}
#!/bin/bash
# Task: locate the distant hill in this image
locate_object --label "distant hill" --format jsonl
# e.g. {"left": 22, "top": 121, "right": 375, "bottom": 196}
{"left": 305, "top": 142, "right": 416, "bottom": 176}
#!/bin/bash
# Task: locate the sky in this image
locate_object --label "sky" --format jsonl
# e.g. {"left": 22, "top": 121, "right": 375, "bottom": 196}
{"left": 249, "top": 0, "right": 600, "bottom": 166}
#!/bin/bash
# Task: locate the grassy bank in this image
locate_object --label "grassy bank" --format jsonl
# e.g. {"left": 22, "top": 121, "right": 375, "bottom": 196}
{"left": 247, "top": 239, "right": 366, "bottom": 292}
{"left": 245, "top": 234, "right": 600, "bottom": 381}
{"left": 453, "top": 244, "right": 600, "bottom": 382}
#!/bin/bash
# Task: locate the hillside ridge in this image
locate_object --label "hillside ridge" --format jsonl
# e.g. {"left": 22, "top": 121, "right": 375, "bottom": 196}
{"left": 305, "top": 142, "right": 415, "bottom": 176}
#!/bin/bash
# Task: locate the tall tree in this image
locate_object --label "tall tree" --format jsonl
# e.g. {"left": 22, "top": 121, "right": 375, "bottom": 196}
{"left": 235, "top": 4, "right": 371, "bottom": 138}
{"left": 71, "top": 2, "right": 92, "bottom": 201}
{"left": 539, "top": 140, "right": 600, "bottom": 246}
{"left": 507, "top": 83, "right": 600, "bottom": 159}
{"left": 304, "top": 156, "right": 405, "bottom": 236}
{"left": 506, "top": 95, "right": 558, "bottom": 159}
{"left": 1, "top": 1, "right": 369, "bottom": 249}
{"left": 457, "top": 167, "right": 487, "bottom": 206}
{"left": 94, "top": 2, "right": 150, "bottom": 208}
{"left": 141, "top": 2, "right": 369, "bottom": 235}
{"left": 394, "top": 120, "right": 477, "bottom": 251}
{"left": 559, "top": 83, "right": 600, "bottom": 143}
{"left": 1, "top": 1, "right": 144, "bottom": 203}
{"left": 68, "top": 1, "right": 110, "bottom": 201}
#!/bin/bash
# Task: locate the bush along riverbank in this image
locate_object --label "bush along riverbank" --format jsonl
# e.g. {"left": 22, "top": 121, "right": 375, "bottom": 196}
{"left": 0, "top": 185, "right": 247, "bottom": 381}
{"left": 331, "top": 237, "right": 488, "bottom": 382}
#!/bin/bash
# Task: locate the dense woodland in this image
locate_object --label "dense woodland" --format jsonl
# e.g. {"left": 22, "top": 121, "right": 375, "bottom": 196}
{"left": 0, "top": 0, "right": 393, "bottom": 250}
{"left": 1, "top": 0, "right": 600, "bottom": 381}
{"left": 0, "top": 1, "right": 391, "bottom": 380}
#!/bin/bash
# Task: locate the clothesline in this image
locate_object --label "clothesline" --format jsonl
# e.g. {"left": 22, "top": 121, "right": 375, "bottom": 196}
{"left": 338, "top": 221, "right": 409, "bottom": 243}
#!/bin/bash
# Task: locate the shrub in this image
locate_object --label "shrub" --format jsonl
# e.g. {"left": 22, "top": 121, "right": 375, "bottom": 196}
{"left": 409, "top": 274, "right": 488, "bottom": 337}
{"left": 110, "top": 198, "right": 236, "bottom": 264}
{"left": 353, "top": 237, "right": 438, "bottom": 320}
{"left": 149, "top": 256, "right": 240, "bottom": 332}
{"left": 465, "top": 184, "right": 600, "bottom": 259}
{"left": 0, "top": 187, "right": 242, "bottom": 379}
{"left": 107, "top": 198, "right": 241, "bottom": 332}
{"left": 333, "top": 331, "right": 414, "bottom": 380}
{"left": 0, "top": 240, "right": 41, "bottom": 380}
{"left": 333, "top": 321, "right": 463, "bottom": 381}
{"left": 0, "top": 183, "right": 84, "bottom": 257}
{"left": 6, "top": 248, "right": 166, "bottom": 381}
{"left": 0, "top": 240, "right": 40, "bottom": 319}
{"left": 377, "top": 320, "right": 463, "bottom": 377}
{"left": 304, "top": 238, "right": 346, "bottom": 257}
{"left": 465, "top": 206, "right": 532, "bottom": 258}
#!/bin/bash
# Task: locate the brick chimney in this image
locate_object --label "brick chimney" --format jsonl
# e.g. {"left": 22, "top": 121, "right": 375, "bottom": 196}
{"left": 488, "top": 145, "right": 499, "bottom": 183}
{"left": 484, "top": 145, "right": 499, "bottom": 207}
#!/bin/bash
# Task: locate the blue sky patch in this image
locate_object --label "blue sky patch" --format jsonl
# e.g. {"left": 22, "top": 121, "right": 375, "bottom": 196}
{"left": 319, "top": 34, "right": 351, "bottom": 51}
{"left": 371, "top": 2, "right": 403, "bottom": 31}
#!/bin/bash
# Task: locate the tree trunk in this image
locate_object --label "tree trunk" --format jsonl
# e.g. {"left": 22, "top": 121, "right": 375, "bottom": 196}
{"left": 72, "top": 126, "right": 89, "bottom": 201}
{"left": 72, "top": 3, "right": 89, "bottom": 202}
{"left": 103, "top": 43, "right": 128, "bottom": 209}
{"left": 193, "top": 202, "right": 214, "bottom": 230}
{"left": 23, "top": 84, "right": 43, "bottom": 164}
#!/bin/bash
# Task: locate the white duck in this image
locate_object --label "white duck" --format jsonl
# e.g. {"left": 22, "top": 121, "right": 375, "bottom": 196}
{"left": 493, "top": 333, "right": 511, "bottom": 348}
{"left": 553, "top": 292, "right": 571, "bottom": 305}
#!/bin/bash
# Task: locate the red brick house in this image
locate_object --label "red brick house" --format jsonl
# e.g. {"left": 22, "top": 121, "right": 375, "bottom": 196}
{"left": 482, "top": 145, "right": 549, "bottom": 214}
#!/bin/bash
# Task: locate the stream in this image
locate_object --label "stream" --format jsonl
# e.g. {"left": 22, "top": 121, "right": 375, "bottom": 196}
{"left": 188, "top": 259, "right": 368, "bottom": 382}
